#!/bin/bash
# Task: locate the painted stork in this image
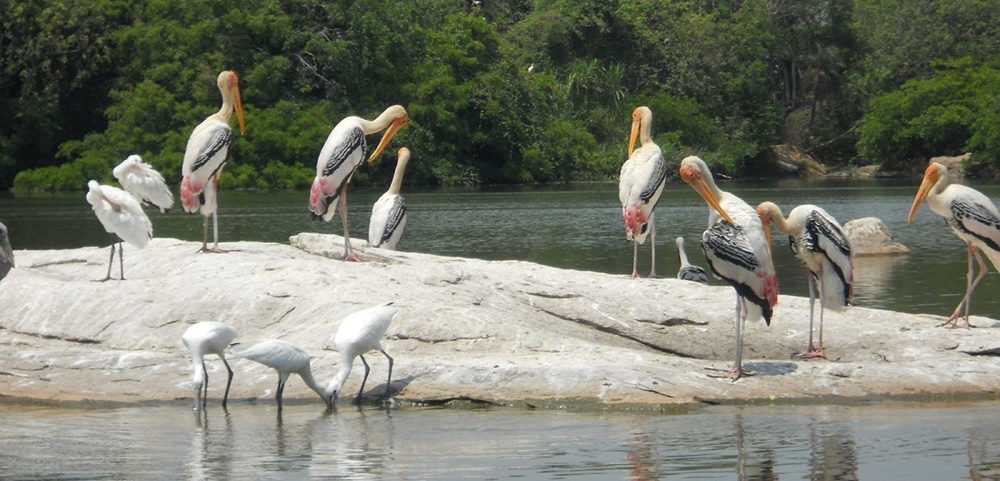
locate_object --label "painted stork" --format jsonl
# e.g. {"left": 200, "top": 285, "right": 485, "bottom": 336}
{"left": 619, "top": 106, "right": 668, "bottom": 277}
{"left": 369, "top": 147, "right": 411, "bottom": 250}
{"left": 907, "top": 161, "right": 1000, "bottom": 327}
{"left": 756, "top": 202, "right": 853, "bottom": 357}
{"left": 679, "top": 156, "right": 778, "bottom": 380}
{"left": 180, "top": 70, "right": 245, "bottom": 253}
{"left": 675, "top": 236, "right": 709, "bottom": 284}
{"left": 309, "top": 105, "right": 409, "bottom": 261}
{"left": 0, "top": 222, "right": 13, "bottom": 282}
{"left": 85, "top": 180, "right": 153, "bottom": 281}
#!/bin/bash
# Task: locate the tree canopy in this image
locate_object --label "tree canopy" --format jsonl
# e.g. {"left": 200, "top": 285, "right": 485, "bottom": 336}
{"left": 3, "top": 0, "right": 999, "bottom": 191}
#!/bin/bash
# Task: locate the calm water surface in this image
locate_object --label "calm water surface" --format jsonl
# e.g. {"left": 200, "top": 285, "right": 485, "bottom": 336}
{"left": 3, "top": 400, "right": 1000, "bottom": 480}
{"left": 1, "top": 178, "right": 998, "bottom": 316}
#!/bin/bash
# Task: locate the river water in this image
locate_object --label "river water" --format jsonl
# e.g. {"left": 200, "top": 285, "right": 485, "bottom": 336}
{"left": 3, "top": 179, "right": 1000, "bottom": 479}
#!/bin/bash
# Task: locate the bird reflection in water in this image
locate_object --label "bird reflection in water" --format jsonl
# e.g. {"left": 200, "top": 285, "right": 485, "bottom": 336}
{"left": 735, "top": 414, "right": 779, "bottom": 481}
{"left": 189, "top": 407, "right": 234, "bottom": 481}
{"left": 806, "top": 420, "right": 858, "bottom": 480}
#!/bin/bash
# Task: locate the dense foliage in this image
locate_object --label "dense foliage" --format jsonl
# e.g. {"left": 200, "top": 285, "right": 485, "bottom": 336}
{"left": 3, "top": 0, "right": 999, "bottom": 191}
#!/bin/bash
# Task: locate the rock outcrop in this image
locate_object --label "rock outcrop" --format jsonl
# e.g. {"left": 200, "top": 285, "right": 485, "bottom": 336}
{"left": 843, "top": 217, "right": 910, "bottom": 256}
{"left": 1, "top": 234, "right": 998, "bottom": 408}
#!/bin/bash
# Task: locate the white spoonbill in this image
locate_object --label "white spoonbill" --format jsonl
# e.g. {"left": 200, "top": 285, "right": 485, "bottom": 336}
{"left": 182, "top": 321, "right": 238, "bottom": 411}
{"left": 908, "top": 162, "right": 1000, "bottom": 328}
{"left": 619, "top": 106, "right": 668, "bottom": 277}
{"left": 369, "top": 147, "right": 411, "bottom": 250}
{"left": 86, "top": 180, "right": 153, "bottom": 281}
{"left": 675, "top": 236, "right": 709, "bottom": 284}
{"left": 756, "top": 202, "right": 853, "bottom": 358}
{"left": 327, "top": 302, "right": 400, "bottom": 405}
{"left": 309, "top": 105, "right": 409, "bottom": 261}
{"left": 0, "top": 222, "right": 13, "bottom": 282}
{"left": 113, "top": 155, "right": 174, "bottom": 212}
{"left": 180, "top": 70, "right": 245, "bottom": 253}
{"left": 232, "top": 339, "right": 332, "bottom": 412}
{"left": 680, "top": 156, "right": 778, "bottom": 380}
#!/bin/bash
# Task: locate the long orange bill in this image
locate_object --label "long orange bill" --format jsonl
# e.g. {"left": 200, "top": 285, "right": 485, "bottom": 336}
{"left": 687, "top": 177, "right": 735, "bottom": 225}
{"left": 368, "top": 116, "right": 409, "bottom": 163}
{"left": 232, "top": 81, "right": 245, "bottom": 136}
{"left": 907, "top": 174, "right": 935, "bottom": 223}
{"left": 628, "top": 117, "right": 640, "bottom": 157}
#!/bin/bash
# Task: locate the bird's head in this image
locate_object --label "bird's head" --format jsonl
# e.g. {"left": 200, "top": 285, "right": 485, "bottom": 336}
{"left": 907, "top": 162, "right": 946, "bottom": 223}
{"left": 628, "top": 106, "right": 651, "bottom": 157}
{"left": 368, "top": 105, "right": 410, "bottom": 163}
{"left": 679, "top": 156, "right": 735, "bottom": 225}
{"left": 219, "top": 70, "right": 245, "bottom": 136}
{"left": 755, "top": 201, "right": 782, "bottom": 249}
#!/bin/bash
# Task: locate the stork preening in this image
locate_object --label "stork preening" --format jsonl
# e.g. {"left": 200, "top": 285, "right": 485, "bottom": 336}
{"left": 757, "top": 202, "right": 853, "bottom": 358}
{"left": 180, "top": 70, "right": 245, "bottom": 253}
{"left": 907, "top": 162, "right": 1000, "bottom": 328}
{"left": 309, "top": 105, "right": 409, "bottom": 261}
{"left": 619, "top": 106, "right": 668, "bottom": 278}
{"left": 85, "top": 180, "right": 153, "bottom": 281}
{"left": 680, "top": 156, "right": 778, "bottom": 380}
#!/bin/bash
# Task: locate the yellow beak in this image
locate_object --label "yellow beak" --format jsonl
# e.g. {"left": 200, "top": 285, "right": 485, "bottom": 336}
{"left": 628, "top": 117, "right": 640, "bottom": 157}
{"left": 684, "top": 174, "right": 735, "bottom": 225}
{"left": 907, "top": 167, "right": 938, "bottom": 223}
{"left": 368, "top": 116, "right": 409, "bottom": 163}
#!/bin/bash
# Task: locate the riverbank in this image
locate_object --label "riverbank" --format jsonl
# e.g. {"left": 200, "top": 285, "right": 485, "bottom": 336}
{"left": 1, "top": 235, "right": 999, "bottom": 407}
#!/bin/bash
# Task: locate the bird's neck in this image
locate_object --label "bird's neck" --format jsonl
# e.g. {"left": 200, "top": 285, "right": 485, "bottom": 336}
{"left": 214, "top": 91, "right": 235, "bottom": 124}
{"left": 326, "top": 356, "right": 354, "bottom": 394}
{"left": 298, "top": 364, "right": 328, "bottom": 400}
{"left": 360, "top": 108, "right": 397, "bottom": 135}
{"left": 388, "top": 155, "right": 409, "bottom": 195}
{"left": 768, "top": 212, "right": 794, "bottom": 236}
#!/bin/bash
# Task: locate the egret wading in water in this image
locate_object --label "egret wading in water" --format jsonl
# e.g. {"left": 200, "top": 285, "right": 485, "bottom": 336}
{"left": 369, "top": 147, "right": 411, "bottom": 250}
{"left": 619, "top": 106, "right": 668, "bottom": 278}
{"left": 675, "top": 236, "right": 709, "bottom": 284}
{"left": 908, "top": 162, "right": 1000, "bottom": 328}
{"left": 680, "top": 156, "right": 778, "bottom": 380}
{"left": 182, "top": 321, "right": 238, "bottom": 411}
{"left": 0, "top": 222, "right": 13, "bottom": 282}
{"left": 85, "top": 180, "right": 153, "bottom": 281}
{"left": 309, "top": 105, "right": 409, "bottom": 261}
{"left": 113, "top": 155, "right": 174, "bottom": 213}
{"left": 232, "top": 339, "right": 332, "bottom": 412}
{"left": 180, "top": 70, "right": 245, "bottom": 253}
{"left": 327, "top": 302, "right": 400, "bottom": 405}
{"left": 757, "top": 202, "right": 853, "bottom": 358}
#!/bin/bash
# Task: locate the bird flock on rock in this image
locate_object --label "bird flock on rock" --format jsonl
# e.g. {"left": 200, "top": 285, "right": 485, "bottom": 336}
{"left": 1, "top": 73, "right": 998, "bottom": 408}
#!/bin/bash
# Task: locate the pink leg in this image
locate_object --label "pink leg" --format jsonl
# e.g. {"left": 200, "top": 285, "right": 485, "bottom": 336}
{"left": 944, "top": 242, "right": 984, "bottom": 329}
{"left": 647, "top": 212, "right": 658, "bottom": 278}
{"left": 337, "top": 183, "right": 360, "bottom": 262}
{"left": 730, "top": 295, "right": 746, "bottom": 381}
{"left": 630, "top": 240, "right": 639, "bottom": 278}
{"left": 797, "top": 269, "right": 825, "bottom": 358}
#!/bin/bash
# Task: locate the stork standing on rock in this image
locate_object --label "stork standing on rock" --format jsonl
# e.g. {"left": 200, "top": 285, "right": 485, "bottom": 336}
{"left": 85, "top": 180, "right": 153, "bottom": 281}
{"left": 680, "top": 156, "right": 778, "bottom": 380}
{"left": 908, "top": 162, "right": 1000, "bottom": 328}
{"left": 369, "top": 147, "right": 411, "bottom": 250}
{"left": 675, "top": 236, "right": 709, "bottom": 284}
{"left": 756, "top": 202, "right": 853, "bottom": 357}
{"left": 309, "top": 105, "right": 409, "bottom": 261}
{"left": 180, "top": 70, "right": 245, "bottom": 253}
{"left": 619, "top": 106, "right": 668, "bottom": 278}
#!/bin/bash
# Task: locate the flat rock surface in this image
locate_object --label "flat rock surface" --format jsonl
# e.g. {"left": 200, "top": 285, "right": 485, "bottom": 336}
{"left": 1, "top": 234, "right": 998, "bottom": 407}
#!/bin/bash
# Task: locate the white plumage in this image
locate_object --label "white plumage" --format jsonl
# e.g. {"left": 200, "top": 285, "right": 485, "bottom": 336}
{"left": 180, "top": 70, "right": 244, "bottom": 253}
{"left": 86, "top": 180, "right": 153, "bottom": 281}
{"left": 0, "top": 222, "right": 13, "bottom": 282}
{"left": 369, "top": 147, "right": 411, "bottom": 250}
{"left": 619, "top": 106, "right": 667, "bottom": 278}
{"left": 182, "top": 321, "right": 238, "bottom": 411}
{"left": 908, "top": 161, "right": 1000, "bottom": 327}
{"left": 232, "top": 339, "right": 332, "bottom": 412}
{"left": 309, "top": 105, "right": 409, "bottom": 261}
{"left": 757, "top": 201, "right": 853, "bottom": 357}
{"left": 113, "top": 155, "right": 174, "bottom": 213}
{"left": 680, "top": 156, "right": 778, "bottom": 380}
{"left": 326, "top": 302, "right": 400, "bottom": 405}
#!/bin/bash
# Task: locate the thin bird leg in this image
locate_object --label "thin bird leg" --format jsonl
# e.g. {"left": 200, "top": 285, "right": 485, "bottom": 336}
{"left": 276, "top": 379, "right": 285, "bottom": 413}
{"left": 201, "top": 360, "right": 209, "bottom": 409}
{"left": 221, "top": 357, "right": 233, "bottom": 408}
{"left": 337, "top": 183, "right": 360, "bottom": 262}
{"left": 730, "top": 295, "right": 744, "bottom": 381}
{"left": 199, "top": 214, "right": 210, "bottom": 252}
{"left": 117, "top": 240, "right": 125, "bottom": 280}
{"left": 816, "top": 272, "right": 827, "bottom": 357}
{"left": 947, "top": 244, "right": 987, "bottom": 329}
{"left": 97, "top": 233, "right": 116, "bottom": 282}
{"left": 631, "top": 239, "right": 639, "bottom": 278}
{"left": 648, "top": 212, "right": 657, "bottom": 278}
{"left": 796, "top": 270, "right": 824, "bottom": 358}
{"left": 355, "top": 354, "right": 371, "bottom": 404}
{"left": 211, "top": 210, "right": 222, "bottom": 252}
{"left": 381, "top": 349, "right": 394, "bottom": 398}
